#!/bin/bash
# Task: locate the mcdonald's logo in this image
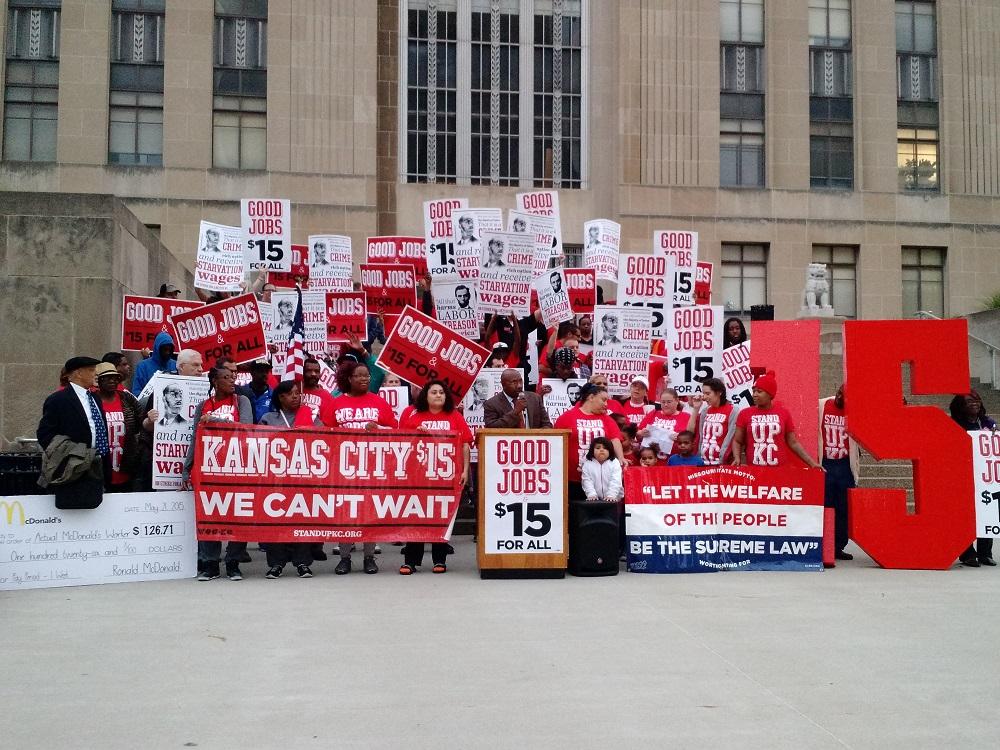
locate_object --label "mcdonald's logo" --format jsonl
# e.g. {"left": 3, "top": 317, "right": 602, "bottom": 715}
{"left": 0, "top": 500, "right": 25, "bottom": 526}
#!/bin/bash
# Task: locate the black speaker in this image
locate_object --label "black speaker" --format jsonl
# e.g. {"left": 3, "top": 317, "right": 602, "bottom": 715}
{"left": 568, "top": 501, "right": 619, "bottom": 577}
{"left": 749, "top": 304, "right": 774, "bottom": 321}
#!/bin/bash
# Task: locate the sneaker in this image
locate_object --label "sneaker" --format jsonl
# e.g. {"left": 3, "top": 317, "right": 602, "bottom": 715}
{"left": 363, "top": 556, "right": 378, "bottom": 574}
{"left": 979, "top": 556, "right": 997, "bottom": 567}
{"left": 296, "top": 565, "right": 314, "bottom": 578}
{"left": 265, "top": 565, "right": 283, "bottom": 579}
{"left": 335, "top": 558, "right": 352, "bottom": 575}
{"left": 432, "top": 563, "right": 447, "bottom": 574}
{"left": 197, "top": 559, "right": 205, "bottom": 574}
{"left": 834, "top": 550, "right": 854, "bottom": 561}
{"left": 399, "top": 564, "right": 415, "bottom": 575}
{"left": 198, "top": 562, "right": 220, "bottom": 581}
{"left": 225, "top": 562, "right": 243, "bottom": 580}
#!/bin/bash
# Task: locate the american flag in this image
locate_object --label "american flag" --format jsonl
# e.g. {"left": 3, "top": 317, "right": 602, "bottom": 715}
{"left": 281, "top": 286, "right": 306, "bottom": 382}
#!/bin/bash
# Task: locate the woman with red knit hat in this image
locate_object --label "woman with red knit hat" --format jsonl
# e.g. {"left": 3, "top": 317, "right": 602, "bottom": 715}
{"left": 732, "top": 370, "right": 822, "bottom": 469}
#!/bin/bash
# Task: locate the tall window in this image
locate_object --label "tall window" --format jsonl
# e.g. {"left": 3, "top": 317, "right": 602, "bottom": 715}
{"left": 720, "top": 0, "right": 764, "bottom": 187}
{"left": 809, "top": 0, "right": 852, "bottom": 189}
{"left": 213, "top": 0, "right": 267, "bottom": 170}
{"left": 109, "top": 0, "right": 164, "bottom": 166}
{"left": 812, "top": 244, "right": 857, "bottom": 317}
{"left": 902, "top": 246, "right": 945, "bottom": 317}
{"left": 896, "top": 1, "right": 938, "bottom": 191}
{"left": 402, "top": 0, "right": 585, "bottom": 188}
{"left": 3, "top": 1, "right": 60, "bottom": 162}
{"left": 721, "top": 243, "right": 768, "bottom": 314}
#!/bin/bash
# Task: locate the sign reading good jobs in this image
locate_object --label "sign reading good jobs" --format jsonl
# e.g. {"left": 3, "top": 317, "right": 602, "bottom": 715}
{"left": 121, "top": 295, "right": 203, "bottom": 352}
{"left": 169, "top": 293, "right": 267, "bottom": 365}
{"left": 367, "top": 236, "right": 428, "bottom": 277}
{"left": 192, "top": 423, "right": 463, "bottom": 543}
{"left": 242, "top": 198, "right": 292, "bottom": 272}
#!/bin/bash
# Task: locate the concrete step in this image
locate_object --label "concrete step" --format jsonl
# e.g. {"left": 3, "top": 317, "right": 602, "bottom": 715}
{"left": 858, "top": 464, "right": 914, "bottom": 478}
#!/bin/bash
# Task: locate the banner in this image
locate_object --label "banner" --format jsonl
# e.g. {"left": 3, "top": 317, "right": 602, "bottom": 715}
{"left": 584, "top": 219, "right": 621, "bottom": 282}
{"left": 272, "top": 290, "right": 327, "bottom": 356}
{"left": 653, "top": 229, "right": 698, "bottom": 306}
{"left": 695, "top": 261, "right": 713, "bottom": 306}
{"left": 722, "top": 340, "right": 753, "bottom": 408}
{"left": 307, "top": 235, "right": 353, "bottom": 292}
{"left": 375, "top": 305, "right": 490, "bottom": 401}
{"left": 478, "top": 232, "right": 534, "bottom": 317}
{"left": 0, "top": 491, "right": 196, "bottom": 590}
{"left": 667, "top": 305, "right": 723, "bottom": 398}
{"left": 360, "top": 263, "right": 418, "bottom": 320}
{"left": 194, "top": 221, "right": 244, "bottom": 292}
{"left": 564, "top": 268, "right": 597, "bottom": 313}
{"left": 170, "top": 293, "right": 267, "bottom": 365}
{"left": 424, "top": 198, "right": 469, "bottom": 278}
{"left": 591, "top": 305, "right": 654, "bottom": 396}
{"left": 542, "top": 377, "right": 586, "bottom": 424}
{"left": 378, "top": 385, "right": 411, "bottom": 423}
{"left": 533, "top": 268, "right": 574, "bottom": 328}
{"left": 120, "top": 295, "right": 203, "bottom": 352}
{"left": 516, "top": 191, "right": 562, "bottom": 257}
{"left": 192, "top": 423, "right": 463, "bottom": 543}
{"left": 617, "top": 253, "right": 675, "bottom": 340}
{"left": 326, "top": 292, "right": 367, "bottom": 342}
{"left": 242, "top": 198, "right": 291, "bottom": 272}
{"left": 269, "top": 243, "right": 310, "bottom": 288}
{"left": 367, "top": 236, "right": 428, "bottom": 277}
{"left": 624, "top": 465, "right": 824, "bottom": 573}
{"left": 152, "top": 373, "right": 211, "bottom": 490}
{"left": 970, "top": 430, "right": 1000, "bottom": 538}
{"left": 432, "top": 277, "right": 480, "bottom": 341}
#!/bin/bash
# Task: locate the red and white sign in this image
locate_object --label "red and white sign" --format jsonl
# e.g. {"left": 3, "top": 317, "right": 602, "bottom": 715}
{"left": 591, "top": 305, "right": 654, "bottom": 396}
{"left": 169, "top": 293, "right": 267, "bottom": 365}
{"left": 584, "top": 219, "right": 620, "bottom": 282}
{"left": 360, "top": 263, "right": 417, "bottom": 319}
{"left": 721, "top": 340, "right": 753, "bottom": 408}
{"left": 121, "top": 295, "right": 203, "bottom": 352}
{"left": 533, "top": 268, "right": 574, "bottom": 328}
{"left": 326, "top": 292, "right": 367, "bottom": 342}
{"left": 970, "top": 430, "right": 1000, "bottom": 539}
{"left": 241, "top": 198, "right": 291, "bottom": 272}
{"left": 695, "top": 261, "right": 713, "bottom": 306}
{"left": 366, "top": 236, "right": 428, "bottom": 277}
{"left": 192, "top": 423, "right": 463, "bottom": 543}
{"left": 653, "top": 229, "right": 698, "bottom": 307}
{"left": 668, "top": 305, "right": 723, "bottom": 398}
{"left": 516, "top": 190, "right": 562, "bottom": 257}
{"left": 478, "top": 232, "right": 534, "bottom": 317}
{"left": 375, "top": 305, "right": 490, "bottom": 401}
{"left": 307, "top": 235, "right": 353, "bottom": 292}
{"left": 424, "top": 198, "right": 469, "bottom": 278}
{"left": 617, "top": 253, "right": 675, "bottom": 340}
{"left": 269, "top": 244, "right": 310, "bottom": 288}
{"left": 565, "top": 268, "right": 597, "bottom": 313}
{"left": 433, "top": 277, "right": 480, "bottom": 340}
{"left": 194, "top": 221, "right": 244, "bottom": 293}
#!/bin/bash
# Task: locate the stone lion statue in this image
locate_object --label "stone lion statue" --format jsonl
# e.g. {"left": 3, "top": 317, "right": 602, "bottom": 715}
{"left": 799, "top": 263, "right": 834, "bottom": 317}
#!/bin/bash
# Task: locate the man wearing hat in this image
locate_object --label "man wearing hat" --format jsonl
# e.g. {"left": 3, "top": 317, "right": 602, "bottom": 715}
{"left": 237, "top": 360, "right": 274, "bottom": 423}
{"left": 37, "top": 357, "right": 112, "bottom": 508}
{"left": 157, "top": 282, "right": 181, "bottom": 299}
{"left": 732, "top": 370, "right": 823, "bottom": 470}
{"left": 92, "top": 362, "right": 141, "bottom": 491}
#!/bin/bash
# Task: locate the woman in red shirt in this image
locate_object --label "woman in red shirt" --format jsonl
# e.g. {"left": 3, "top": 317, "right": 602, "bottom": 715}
{"left": 92, "top": 362, "right": 141, "bottom": 491}
{"left": 398, "top": 380, "right": 472, "bottom": 574}
{"left": 733, "top": 370, "right": 822, "bottom": 469}
{"left": 637, "top": 387, "right": 689, "bottom": 462}
{"left": 686, "top": 377, "right": 738, "bottom": 465}
{"left": 553, "top": 383, "right": 623, "bottom": 502}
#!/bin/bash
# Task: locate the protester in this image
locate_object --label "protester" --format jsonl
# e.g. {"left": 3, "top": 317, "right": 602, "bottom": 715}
{"left": 732, "top": 371, "right": 823, "bottom": 469}
{"left": 554, "top": 383, "right": 624, "bottom": 502}
{"left": 820, "top": 384, "right": 859, "bottom": 562}
{"left": 102, "top": 352, "right": 133, "bottom": 393}
{"left": 950, "top": 391, "right": 996, "bottom": 567}
{"left": 92, "top": 362, "right": 141, "bottom": 492}
{"left": 237, "top": 360, "right": 274, "bottom": 423}
{"left": 577, "top": 314, "right": 594, "bottom": 347}
{"left": 587, "top": 374, "right": 624, "bottom": 415}
{"left": 157, "top": 283, "right": 181, "bottom": 299}
{"left": 637, "top": 388, "right": 689, "bottom": 462}
{"left": 398, "top": 381, "right": 472, "bottom": 574}
{"left": 259, "top": 381, "right": 322, "bottom": 578}
{"left": 484, "top": 369, "right": 552, "bottom": 429}
{"left": 617, "top": 377, "right": 655, "bottom": 425}
{"left": 620, "top": 423, "right": 638, "bottom": 466}
{"left": 132, "top": 331, "right": 177, "bottom": 395}
{"left": 723, "top": 317, "right": 748, "bottom": 348}
{"left": 667, "top": 431, "right": 705, "bottom": 466}
{"left": 581, "top": 436, "right": 624, "bottom": 503}
{"left": 300, "top": 357, "right": 337, "bottom": 425}
{"left": 687, "top": 377, "right": 738, "bottom": 465}
{"left": 335, "top": 333, "right": 386, "bottom": 394}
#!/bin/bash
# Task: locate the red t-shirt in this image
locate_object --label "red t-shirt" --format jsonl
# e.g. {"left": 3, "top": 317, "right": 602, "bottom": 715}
{"left": 637, "top": 409, "right": 690, "bottom": 459}
{"left": 821, "top": 399, "right": 848, "bottom": 460}
{"left": 553, "top": 406, "right": 623, "bottom": 482}
{"left": 699, "top": 404, "right": 736, "bottom": 465}
{"left": 605, "top": 398, "right": 624, "bottom": 415}
{"left": 619, "top": 400, "right": 654, "bottom": 425}
{"left": 401, "top": 410, "right": 473, "bottom": 444}
{"left": 331, "top": 392, "right": 397, "bottom": 430}
{"left": 301, "top": 387, "right": 336, "bottom": 427}
{"left": 736, "top": 404, "right": 797, "bottom": 466}
{"left": 203, "top": 394, "right": 239, "bottom": 422}
{"left": 101, "top": 393, "right": 129, "bottom": 485}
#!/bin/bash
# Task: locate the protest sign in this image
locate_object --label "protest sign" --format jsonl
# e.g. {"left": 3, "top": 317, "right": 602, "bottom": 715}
{"left": 533, "top": 268, "right": 574, "bottom": 328}
{"left": 591, "top": 305, "right": 654, "bottom": 396}
{"left": 0, "top": 491, "right": 196, "bottom": 590}
{"left": 462, "top": 367, "right": 505, "bottom": 438}
{"left": 326, "top": 292, "right": 367, "bottom": 342}
{"left": 451, "top": 208, "right": 503, "bottom": 280}
{"left": 360, "top": 263, "right": 418, "bottom": 321}
{"left": 508, "top": 210, "right": 557, "bottom": 279}
{"left": 516, "top": 190, "right": 562, "bottom": 257}
{"left": 722, "top": 340, "right": 754, "bottom": 408}
{"left": 194, "top": 221, "right": 244, "bottom": 292}
{"left": 667, "top": 305, "right": 723, "bottom": 398}
{"left": 970, "top": 431, "right": 1000, "bottom": 538}
{"left": 617, "top": 253, "right": 675, "bottom": 340}
{"left": 378, "top": 386, "right": 411, "bottom": 423}
{"left": 542, "top": 378, "right": 586, "bottom": 424}
{"left": 584, "top": 219, "right": 621, "bottom": 282}
{"left": 307, "top": 235, "right": 353, "bottom": 292}
{"left": 478, "top": 232, "right": 534, "bottom": 317}
{"left": 424, "top": 198, "right": 469, "bottom": 278}
{"left": 526, "top": 329, "right": 540, "bottom": 387}
{"left": 241, "top": 198, "right": 291, "bottom": 272}
{"left": 367, "top": 236, "right": 428, "bottom": 277}
{"left": 564, "top": 268, "right": 597, "bottom": 313}
{"left": 624, "top": 464, "right": 825, "bottom": 573}
{"left": 169, "top": 293, "right": 267, "bottom": 365}
{"left": 269, "top": 244, "right": 309, "bottom": 288}
{"left": 272, "top": 290, "right": 327, "bottom": 356}
{"left": 316, "top": 357, "right": 340, "bottom": 392}
{"left": 375, "top": 305, "right": 490, "bottom": 401}
{"left": 653, "top": 229, "right": 698, "bottom": 306}
{"left": 695, "top": 261, "right": 713, "bottom": 306}
{"left": 192, "top": 423, "right": 463, "bottom": 543}
{"left": 152, "top": 373, "right": 211, "bottom": 490}
{"left": 433, "top": 277, "right": 480, "bottom": 340}
{"left": 120, "top": 295, "right": 203, "bottom": 352}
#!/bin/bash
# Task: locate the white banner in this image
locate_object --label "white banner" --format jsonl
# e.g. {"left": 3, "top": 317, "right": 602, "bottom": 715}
{"left": 668, "top": 305, "right": 724, "bottom": 398}
{"left": 0, "top": 491, "right": 196, "bottom": 590}
{"left": 591, "top": 305, "right": 654, "bottom": 396}
{"left": 970, "top": 430, "right": 1000, "bottom": 538}
{"left": 307, "top": 234, "right": 353, "bottom": 292}
{"left": 433, "top": 277, "right": 481, "bottom": 341}
{"left": 653, "top": 229, "right": 698, "bottom": 306}
{"left": 424, "top": 198, "right": 469, "bottom": 278}
{"left": 478, "top": 232, "right": 534, "bottom": 317}
{"left": 722, "top": 340, "right": 754, "bottom": 408}
{"left": 617, "top": 253, "right": 675, "bottom": 340}
{"left": 194, "top": 221, "right": 244, "bottom": 292}
{"left": 584, "top": 219, "right": 621, "bottom": 282}
{"left": 542, "top": 377, "right": 586, "bottom": 424}
{"left": 533, "top": 268, "right": 574, "bottom": 328}
{"left": 516, "top": 190, "right": 562, "bottom": 258}
{"left": 151, "top": 374, "right": 211, "bottom": 490}
{"left": 378, "top": 386, "right": 411, "bottom": 423}
{"left": 241, "top": 198, "right": 291, "bottom": 272}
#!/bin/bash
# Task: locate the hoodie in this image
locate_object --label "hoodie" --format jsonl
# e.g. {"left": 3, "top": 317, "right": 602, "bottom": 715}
{"left": 132, "top": 331, "right": 178, "bottom": 394}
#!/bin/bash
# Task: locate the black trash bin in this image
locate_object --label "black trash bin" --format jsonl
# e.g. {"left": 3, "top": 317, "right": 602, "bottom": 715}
{"left": 0, "top": 452, "right": 43, "bottom": 496}
{"left": 568, "top": 500, "right": 619, "bottom": 577}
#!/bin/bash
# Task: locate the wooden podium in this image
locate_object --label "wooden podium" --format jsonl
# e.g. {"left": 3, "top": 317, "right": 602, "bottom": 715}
{"left": 476, "top": 429, "right": 569, "bottom": 579}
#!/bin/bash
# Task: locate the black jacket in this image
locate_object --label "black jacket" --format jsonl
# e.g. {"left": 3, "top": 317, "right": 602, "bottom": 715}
{"left": 37, "top": 386, "right": 104, "bottom": 450}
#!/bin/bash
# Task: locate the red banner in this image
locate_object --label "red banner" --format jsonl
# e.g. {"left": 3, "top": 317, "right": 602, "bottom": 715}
{"left": 564, "top": 268, "right": 597, "bottom": 313}
{"left": 375, "top": 305, "right": 490, "bottom": 401}
{"left": 192, "top": 423, "right": 463, "bottom": 543}
{"left": 326, "top": 292, "right": 367, "bottom": 342}
{"left": 270, "top": 244, "right": 310, "bottom": 288}
{"left": 360, "top": 263, "right": 418, "bottom": 317}
{"left": 121, "top": 295, "right": 203, "bottom": 351}
{"left": 169, "top": 293, "right": 267, "bottom": 365}
{"left": 366, "top": 236, "right": 428, "bottom": 277}
{"left": 694, "top": 261, "right": 713, "bottom": 306}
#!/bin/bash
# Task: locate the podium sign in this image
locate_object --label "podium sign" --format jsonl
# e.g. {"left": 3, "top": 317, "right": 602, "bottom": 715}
{"left": 477, "top": 430, "right": 569, "bottom": 578}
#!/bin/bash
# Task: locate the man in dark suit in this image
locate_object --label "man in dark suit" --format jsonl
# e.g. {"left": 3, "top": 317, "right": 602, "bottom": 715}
{"left": 37, "top": 356, "right": 110, "bottom": 509}
{"left": 484, "top": 369, "right": 552, "bottom": 429}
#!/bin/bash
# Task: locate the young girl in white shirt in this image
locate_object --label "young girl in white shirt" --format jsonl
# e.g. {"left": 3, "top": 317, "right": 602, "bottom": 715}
{"left": 581, "top": 436, "right": 624, "bottom": 503}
